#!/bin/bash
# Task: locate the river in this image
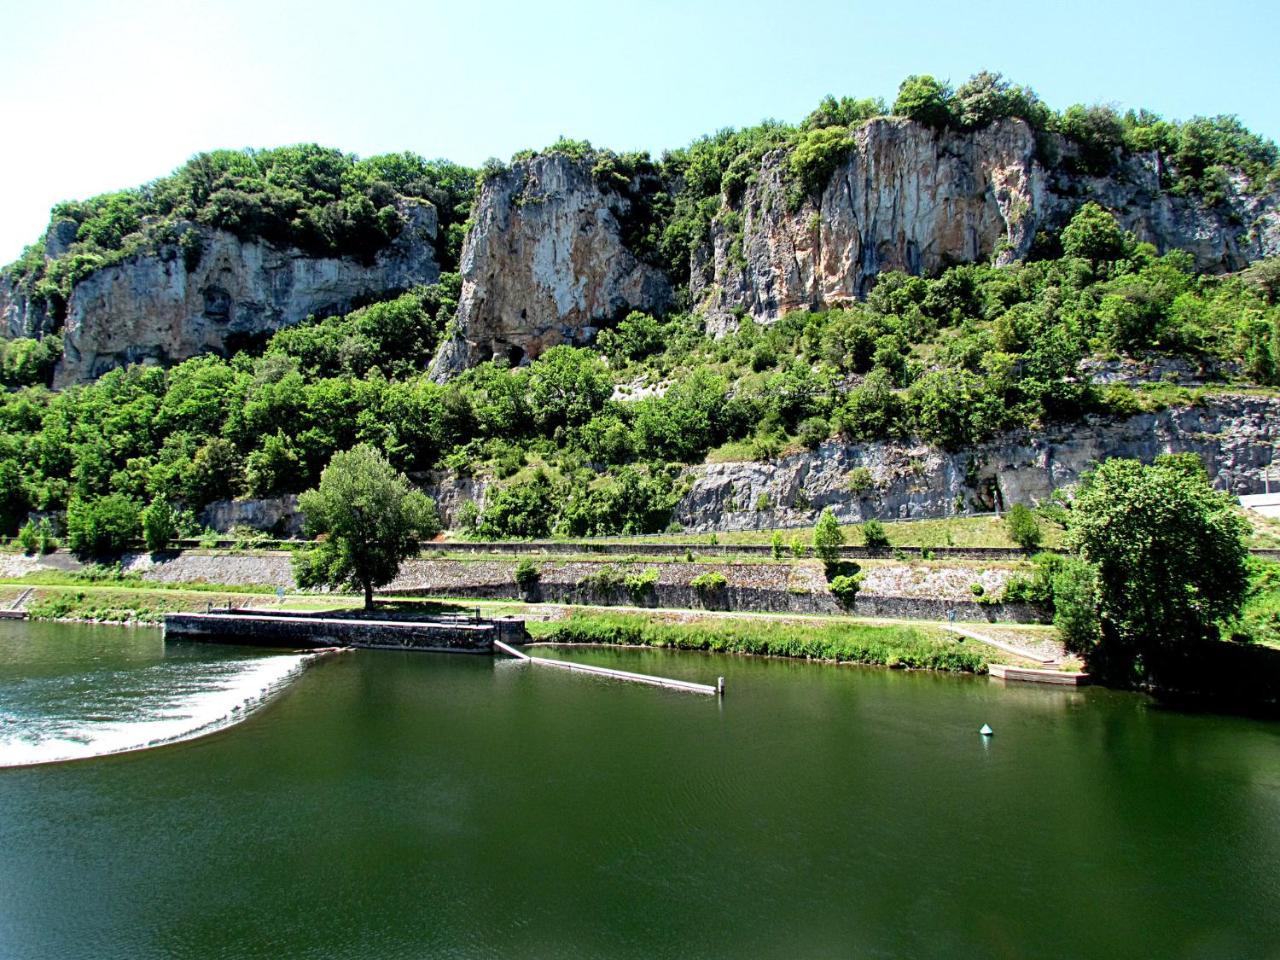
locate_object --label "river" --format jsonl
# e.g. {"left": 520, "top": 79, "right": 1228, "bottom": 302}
{"left": 0, "top": 621, "right": 1277, "bottom": 959}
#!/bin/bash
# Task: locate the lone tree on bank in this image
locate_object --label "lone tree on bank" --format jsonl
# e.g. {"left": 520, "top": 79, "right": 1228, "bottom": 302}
{"left": 813, "top": 508, "right": 845, "bottom": 570}
{"left": 1065, "top": 454, "right": 1249, "bottom": 687}
{"left": 294, "top": 445, "right": 440, "bottom": 609}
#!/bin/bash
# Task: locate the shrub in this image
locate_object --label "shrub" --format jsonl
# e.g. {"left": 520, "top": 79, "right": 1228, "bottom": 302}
{"left": 66, "top": 494, "right": 140, "bottom": 560}
{"left": 771, "top": 531, "right": 785, "bottom": 560}
{"left": 1052, "top": 555, "right": 1102, "bottom": 654}
{"left": 861, "top": 519, "right": 890, "bottom": 549}
{"left": 624, "top": 569, "right": 659, "bottom": 605}
{"left": 970, "top": 582, "right": 985, "bottom": 597}
{"left": 141, "top": 499, "right": 176, "bottom": 553}
{"left": 1004, "top": 503, "right": 1042, "bottom": 550}
{"left": 690, "top": 570, "right": 728, "bottom": 606}
{"left": 847, "top": 467, "right": 875, "bottom": 495}
{"left": 829, "top": 572, "right": 863, "bottom": 607}
{"left": 16, "top": 520, "right": 40, "bottom": 554}
{"left": 514, "top": 558, "right": 540, "bottom": 596}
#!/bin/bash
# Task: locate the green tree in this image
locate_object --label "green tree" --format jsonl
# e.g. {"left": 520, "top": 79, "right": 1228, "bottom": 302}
{"left": 140, "top": 499, "right": 176, "bottom": 553}
{"left": 1065, "top": 455, "right": 1250, "bottom": 686}
{"left": 892, "top": 75, "right": 954, "bottom": 128}
{"left": 1051, "top": 555, "right": 1102, "bottom": 654}
{"left": 771, "top": 530, "right": 785, "bottom": 560}
{"left": 294, "top": 445, "right": 440, "bottom": 609}
{"left": 813, "top": 508, "right": 845, "bottom": 569}
{"left": 1004, "top": 503, "right": 1042, "bottom": 551}
{"left": 1061, "top": 202, "right": 1127, "bottom": 269}
{"left": 525, "top": 346, "right": 612, "bottom": 435}
{"left": 66, "top": 494, "right": 140, "bottom": 559}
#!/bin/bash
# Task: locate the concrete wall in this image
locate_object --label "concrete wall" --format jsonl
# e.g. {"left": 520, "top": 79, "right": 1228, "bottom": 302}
{"left": 164, "top": 611, "right": 509, "bottom": 653}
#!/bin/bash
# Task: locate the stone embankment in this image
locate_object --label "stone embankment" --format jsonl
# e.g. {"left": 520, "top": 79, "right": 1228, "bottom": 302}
{"left": 0, "top": 549, "right": 1043, "bottom": 624}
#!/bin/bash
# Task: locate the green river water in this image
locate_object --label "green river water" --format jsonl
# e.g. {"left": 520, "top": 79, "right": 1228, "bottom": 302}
{"left": 0, "top": 620, "right": 1277, "bottom": 959}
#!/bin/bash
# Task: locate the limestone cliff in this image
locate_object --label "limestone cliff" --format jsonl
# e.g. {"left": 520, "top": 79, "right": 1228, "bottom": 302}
{"left": 24, "top": 199, "right": 439, "bottom": 385}
{"left": 428, "top": 153, "right": 671, "bottom": 380}
{"left": 673, "top": 394, "right": 1280, "bottom": 532}
{"left": 692, "top": 118, "right": 1280, "bottom": 334}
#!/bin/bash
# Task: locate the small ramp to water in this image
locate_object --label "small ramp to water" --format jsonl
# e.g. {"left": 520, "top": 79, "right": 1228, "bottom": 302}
{"left": 494, "top": 640, "right": 723, "bottom": 696}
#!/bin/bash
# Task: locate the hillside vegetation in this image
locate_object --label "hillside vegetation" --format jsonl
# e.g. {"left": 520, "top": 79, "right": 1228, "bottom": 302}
{"left": 1, "top": 72, "right": 1278, "bottom": 543}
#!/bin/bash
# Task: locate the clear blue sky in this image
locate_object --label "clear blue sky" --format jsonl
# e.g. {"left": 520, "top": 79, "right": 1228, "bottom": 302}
{"left": 2, "top": 0, "right": 1278, "bottom": 263}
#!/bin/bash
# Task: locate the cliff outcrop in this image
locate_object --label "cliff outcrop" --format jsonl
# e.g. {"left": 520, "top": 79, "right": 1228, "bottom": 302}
{"left": 428, "top": 153, "right": 672, "bottom": 380}
{"left": 673, "top": 394, "right": 1280, "bottom": 531}
{"left": 692, "top": 118, "right": 1280, "bottom": 334}
{"left": 10, "top": 199, "right": 439, "bottom": 386}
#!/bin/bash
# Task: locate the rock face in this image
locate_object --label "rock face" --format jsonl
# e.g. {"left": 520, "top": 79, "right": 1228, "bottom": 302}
{"left": 36, "top": 199, "right": 439, "bottom": 385}
{"left": 0, "top": 276, "right": 53, "bottom": 340}
{"left": 674, "top": 394, "right": 1280, "bottom": 531}
{"left": 198, "top": 495, "right": 305, "bottom": 537}
{"left": 429, "top": 153, "right": 672, "bottom": 380}
{"left": 693, "top": 118, "right": 1280, "bottom": 334}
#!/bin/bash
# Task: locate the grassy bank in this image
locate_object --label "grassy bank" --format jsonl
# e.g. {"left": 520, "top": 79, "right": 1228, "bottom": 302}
{"left": 526, "top": 609, "right": 989, "bottom": 673}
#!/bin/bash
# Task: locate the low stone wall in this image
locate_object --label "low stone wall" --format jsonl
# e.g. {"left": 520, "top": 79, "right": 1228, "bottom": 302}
{"left": 30, "top": 549, "right": 1042, "bottom": 624}
{"left": 427, "top": 541, "right": 1033, "bottom": 561}
{"left": 388, "top": 558, "right": 1037, "bottom": 622}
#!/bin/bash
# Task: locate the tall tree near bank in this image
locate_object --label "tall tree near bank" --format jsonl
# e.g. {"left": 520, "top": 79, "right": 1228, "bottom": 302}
{"left": 1065, "top": 454, "right": 1249, "bottom": 687}
{"left": 813, "top": 508, "right": 845, "bottom": 570}
{"left": 293, "top": 445, "right": 440, "bottom": 609}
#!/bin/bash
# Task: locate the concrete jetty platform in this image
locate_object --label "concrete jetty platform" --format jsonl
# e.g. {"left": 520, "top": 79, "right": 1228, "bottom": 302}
{"left": 989, "top": 663, "right": 1090, "bottom": 686}
{"left": 494, "top": 639, "right": 723, "bottom": 695}
{"left": 164, "top": 610, "right": 525, "bottom": 654}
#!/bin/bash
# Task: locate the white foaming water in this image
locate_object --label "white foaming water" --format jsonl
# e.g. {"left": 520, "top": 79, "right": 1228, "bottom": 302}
{"left": 0, "top": 652, "right": 314, "bottom": 768}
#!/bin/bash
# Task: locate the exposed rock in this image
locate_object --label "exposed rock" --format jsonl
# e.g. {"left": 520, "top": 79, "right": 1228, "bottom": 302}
{"left": 418, "top": 470, "right": 489, "bottom": 529}
{"left": 199, "top": 495, "right": 305, "bottom": 536}
{"left": 41, "top": 198, "right": 438, "bottom": 385}
{"left": 0, "top": 275, "right": 53, "bottom": 339}
{"left": 429, "top": 153, "right": 672, "bottom": 380}
{"left": 693, "top": 118, "right": 1280, "bottom": 334}
{"left": 674, "top": 394, "right": 1280, "bottom": 531}
{"left": 1079, "top": 355, "right": 1242, "bottom": 387}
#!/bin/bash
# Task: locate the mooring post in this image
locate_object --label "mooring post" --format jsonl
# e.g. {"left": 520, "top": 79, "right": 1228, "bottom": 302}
{"left": 717, "top": 676, "right": 726, "bottom": 696}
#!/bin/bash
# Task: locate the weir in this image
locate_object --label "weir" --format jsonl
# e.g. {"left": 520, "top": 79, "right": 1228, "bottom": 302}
{"left": 164, "top": 610, "right": 724, "bottom": 696}
{"left": 494, "top": 639, "right": 724, "bottom": 696}
{"left": 163, "top": 610, "right": 525, "bottom": 654}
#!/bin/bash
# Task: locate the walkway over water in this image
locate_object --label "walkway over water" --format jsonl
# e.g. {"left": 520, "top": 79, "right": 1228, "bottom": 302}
{"left": 494, "top": 639, "right": 723, "bottom": 696}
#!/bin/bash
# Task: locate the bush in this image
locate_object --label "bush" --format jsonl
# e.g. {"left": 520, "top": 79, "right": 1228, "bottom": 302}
{"left": 1052, "top": 555, "right": 1102, "bottom": 654}
{"left": 690, "top": 570, "right": 728, "bottom": 605}
{"left": 16, "top": 520, "right": 40, "bottom": 554}
{"left": 514, "top": 558, "right": 540, "bottom": 596}
{"left": 861, "top": 519, "right": 890, "bottom": 549}
{"left": 771, "top": 531, "right": 785, "bottom": 560}
{"left": 141, "top": 499, "right": 176, "bottom": 553}
{"left": 847, "top": 466, "right": 874, "bottom": 494}
{"left": 829, "top": 572, "right": 863, "bottom": 607}
{"left": 66, "top": 495, "right": 140, "bottom": 559}
{"left": 624, "top": 569, "right": 659, "bottom": 605}
{"left": 1004, "top": 503, "right": 1042, "bottom": 550}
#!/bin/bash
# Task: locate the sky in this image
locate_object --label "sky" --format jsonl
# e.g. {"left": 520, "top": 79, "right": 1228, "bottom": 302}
{"left": 1, "top": 0, "right": 1278, "bottom": 263}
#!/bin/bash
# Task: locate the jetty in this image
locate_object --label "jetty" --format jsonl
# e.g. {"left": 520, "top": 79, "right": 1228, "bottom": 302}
{"left": 988, "top": 663, "right": 1090, "bottom": 686}
{"left": 494, "top": 639, "right": 723, "bottom": 696}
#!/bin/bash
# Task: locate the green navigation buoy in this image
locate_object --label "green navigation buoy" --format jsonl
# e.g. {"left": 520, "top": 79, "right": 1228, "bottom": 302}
{"left": 979, "top": 724, "right": 994, "bottom": 736}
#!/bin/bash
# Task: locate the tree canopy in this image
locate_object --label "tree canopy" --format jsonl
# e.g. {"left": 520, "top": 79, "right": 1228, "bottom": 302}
{"left": 294, "top": 445, "right": 440, "bottom": 608}
{"left": 1065, "top": 455, "right": 1250, "bottom": 687}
